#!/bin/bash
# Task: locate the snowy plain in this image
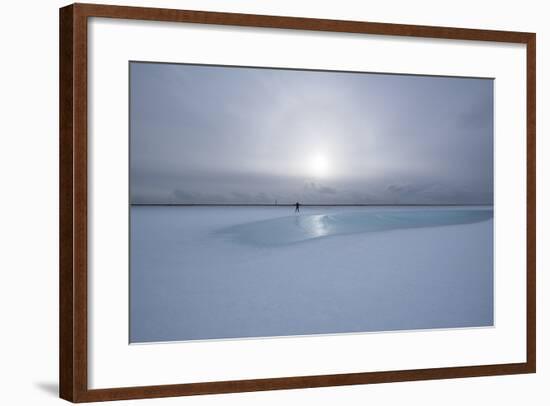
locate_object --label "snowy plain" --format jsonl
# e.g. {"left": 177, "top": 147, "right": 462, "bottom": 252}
{"left": 130, "top": 206, "right": 494, "bottom": 343}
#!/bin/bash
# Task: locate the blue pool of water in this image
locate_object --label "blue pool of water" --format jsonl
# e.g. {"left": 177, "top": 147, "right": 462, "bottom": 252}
{"left": 219, "top": 208, "right": 493, "bottom": 246}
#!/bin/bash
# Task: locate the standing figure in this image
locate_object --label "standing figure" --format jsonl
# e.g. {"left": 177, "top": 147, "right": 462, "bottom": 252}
{"left": 295, "top": 202, "right": 300, "bottom": 213}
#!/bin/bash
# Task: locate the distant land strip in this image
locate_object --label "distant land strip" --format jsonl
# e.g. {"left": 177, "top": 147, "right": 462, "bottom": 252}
{"left": 130, "top": 203, "right": 493, "bottom": 207}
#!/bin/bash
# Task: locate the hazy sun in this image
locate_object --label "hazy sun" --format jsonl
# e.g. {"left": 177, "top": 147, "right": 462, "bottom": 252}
{"left": 308, "top": 153, "right": 330, "bottom": 178}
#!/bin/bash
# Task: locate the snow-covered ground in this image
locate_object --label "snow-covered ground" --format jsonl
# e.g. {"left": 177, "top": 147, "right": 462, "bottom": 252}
{"left": 130, "top": 206, "right": 494, "bottom": 343}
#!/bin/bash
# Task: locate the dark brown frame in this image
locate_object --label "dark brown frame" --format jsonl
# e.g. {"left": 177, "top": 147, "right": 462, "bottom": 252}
{"left": 60, "top": 3, "right": 536, "bottom": 403}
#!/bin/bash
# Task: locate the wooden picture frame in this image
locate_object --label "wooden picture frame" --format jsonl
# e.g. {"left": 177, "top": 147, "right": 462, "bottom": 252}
{"left": 60, "top": 3, "right": 536, "bottom": 402}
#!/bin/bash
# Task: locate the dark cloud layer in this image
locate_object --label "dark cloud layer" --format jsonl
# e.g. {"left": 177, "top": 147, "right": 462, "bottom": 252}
{"left": 130, "top": 62, "right": 493, "bottom": 205}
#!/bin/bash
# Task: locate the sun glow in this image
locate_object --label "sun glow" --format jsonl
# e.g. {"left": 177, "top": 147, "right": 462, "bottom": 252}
{"left": 308, "top": 153, "right": 330, "bottom": 178}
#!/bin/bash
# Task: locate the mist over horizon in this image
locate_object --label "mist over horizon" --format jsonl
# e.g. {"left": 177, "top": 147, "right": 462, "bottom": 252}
{"left": 130, "top": 62, "right": 494, "bottom": 205}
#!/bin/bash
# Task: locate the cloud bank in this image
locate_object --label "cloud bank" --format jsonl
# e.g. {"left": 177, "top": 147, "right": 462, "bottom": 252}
{"left": 130, "top": 63, "right": 493, "bottom": 205}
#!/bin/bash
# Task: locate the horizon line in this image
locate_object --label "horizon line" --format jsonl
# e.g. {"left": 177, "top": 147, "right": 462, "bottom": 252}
{"left": 130, "top": 203, "right": 493, "bottom": 207}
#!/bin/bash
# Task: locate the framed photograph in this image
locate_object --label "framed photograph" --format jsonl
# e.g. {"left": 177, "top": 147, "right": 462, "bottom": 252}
{"left": 59, "top": 3, "right": 536, "bottom": 402}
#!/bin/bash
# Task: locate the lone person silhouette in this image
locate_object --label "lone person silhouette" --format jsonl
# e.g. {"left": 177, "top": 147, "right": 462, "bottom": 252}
{"left": 295, "top": 201, "right": 301, "bottom": 213}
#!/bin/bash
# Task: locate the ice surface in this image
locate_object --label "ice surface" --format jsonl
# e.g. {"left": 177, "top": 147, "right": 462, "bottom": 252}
{"left": 130, "top": 206, "right": 494, "bottom": 343}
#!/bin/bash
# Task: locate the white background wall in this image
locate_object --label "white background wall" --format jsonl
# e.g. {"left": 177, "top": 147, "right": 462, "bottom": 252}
{"left": 0, "top": 0, "right": 546, "bottom": 404}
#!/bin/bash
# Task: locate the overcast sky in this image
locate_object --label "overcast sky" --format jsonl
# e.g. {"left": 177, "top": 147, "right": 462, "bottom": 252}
{"left": 130, "top": 62, "right": 493, "bottom": 205}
